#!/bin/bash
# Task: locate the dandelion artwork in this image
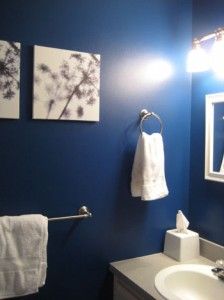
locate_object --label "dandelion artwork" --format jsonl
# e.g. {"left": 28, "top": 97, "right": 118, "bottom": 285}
{"left": 33, "top": 45, "right": 100, "bottom": 121}
{"left": 0, "top": 40, "right": 20, "bottom": 119}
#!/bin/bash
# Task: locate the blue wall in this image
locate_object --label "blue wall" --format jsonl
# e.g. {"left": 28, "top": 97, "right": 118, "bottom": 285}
{"left": 189, "top": 0, "right": 224, "bottom": 246}
{"left": 0, "top": 1, "right": 192, "bottom": 299}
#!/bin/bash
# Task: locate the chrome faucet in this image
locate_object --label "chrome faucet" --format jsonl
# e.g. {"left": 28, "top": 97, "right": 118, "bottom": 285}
{"left": 212, "top": 260, "right": 224, "bottom": 280}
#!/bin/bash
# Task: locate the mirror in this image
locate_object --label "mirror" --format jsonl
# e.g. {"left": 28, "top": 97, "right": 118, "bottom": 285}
{"left": 205, "top": 93, "right": 224, "bottom": 182}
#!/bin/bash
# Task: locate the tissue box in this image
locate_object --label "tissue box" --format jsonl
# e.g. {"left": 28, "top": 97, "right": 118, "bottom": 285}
{"left": 164, "top": 229, "right": 199, "bottom": 262}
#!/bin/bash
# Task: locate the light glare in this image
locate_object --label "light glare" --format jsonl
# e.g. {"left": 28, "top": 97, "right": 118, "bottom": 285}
{"left": 186, "top": 45, "right": 210, "bottom": 72}
{"left": 211, "top": 39, "right": 224, "bottom": 79}
{"left": 143, "top": 59, "right": 173, "bottom": 83}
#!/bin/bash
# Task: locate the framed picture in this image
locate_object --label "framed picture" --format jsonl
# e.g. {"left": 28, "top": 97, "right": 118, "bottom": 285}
{"left": 0, "top": 40, "right": 20, "bottom": 119}
{"left": 33, "top": 45, "right": 100, "bottom": 121}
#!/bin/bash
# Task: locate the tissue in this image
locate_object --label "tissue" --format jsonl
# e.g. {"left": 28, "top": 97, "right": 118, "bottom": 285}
{"left": 176, "top": 210, "right": 189, "bottom": 233}
{"left": 164, "top": 211, "right": 199, "bottom": 261}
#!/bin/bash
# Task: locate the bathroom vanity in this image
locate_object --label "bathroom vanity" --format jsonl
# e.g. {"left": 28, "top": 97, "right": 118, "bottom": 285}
{"left": 110, "top": 253, "right": 213, "bottom": 300}
{"left": 110, "top": 238, "right": 224, "bottom": 300}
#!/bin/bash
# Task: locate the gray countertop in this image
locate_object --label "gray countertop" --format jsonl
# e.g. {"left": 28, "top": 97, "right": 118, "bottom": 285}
{"left": 110, "top": 253, "right": 214, "bottom": 300}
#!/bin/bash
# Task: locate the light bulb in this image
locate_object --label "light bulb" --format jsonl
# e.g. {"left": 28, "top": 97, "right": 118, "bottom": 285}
{"left": 211, "top": 32, "right": 224, "bottom": 79}
{"left": 186, "top": 40, "right": 210, "bottom": 73}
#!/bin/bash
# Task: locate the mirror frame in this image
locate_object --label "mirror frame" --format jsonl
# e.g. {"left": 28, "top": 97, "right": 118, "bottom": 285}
{"left": 205, "top": 92, "right": 224, "bottom": 183}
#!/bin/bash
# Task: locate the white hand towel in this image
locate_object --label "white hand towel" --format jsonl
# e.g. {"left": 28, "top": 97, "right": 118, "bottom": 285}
{"left": 0, "top": 214, "right": 48, "bottom": 299}
{"left": 131, "top": 132, "right": 169, "bottom": 200}
{"left": 220, "top": 155, "right": 224, "bottom": 173}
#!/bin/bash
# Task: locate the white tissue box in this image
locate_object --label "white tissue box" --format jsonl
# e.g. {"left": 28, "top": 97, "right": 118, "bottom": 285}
{"left": 164, "top": 229, "right": 199, "bottom": 262}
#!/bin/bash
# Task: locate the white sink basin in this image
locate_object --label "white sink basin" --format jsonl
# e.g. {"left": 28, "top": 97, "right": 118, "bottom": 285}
{"left": 155, "top": 264, "right": 224, "bottom": 300}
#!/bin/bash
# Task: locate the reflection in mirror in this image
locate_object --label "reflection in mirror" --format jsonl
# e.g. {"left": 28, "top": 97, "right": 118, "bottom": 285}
{"left": 205, "top": 93, "right": 224, "bottom": 182}
{"left": 214, "top": 102, "right": 224, "bottom": 173}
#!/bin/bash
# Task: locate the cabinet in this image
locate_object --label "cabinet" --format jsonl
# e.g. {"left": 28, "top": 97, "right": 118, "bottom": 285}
{"left": 113, "top": 276, "right": 154, "bottom": 300}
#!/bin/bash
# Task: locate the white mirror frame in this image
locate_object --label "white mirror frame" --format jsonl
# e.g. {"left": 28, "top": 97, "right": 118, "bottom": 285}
{"left": 205, "top": 92, "right": 224, "bottom": 183}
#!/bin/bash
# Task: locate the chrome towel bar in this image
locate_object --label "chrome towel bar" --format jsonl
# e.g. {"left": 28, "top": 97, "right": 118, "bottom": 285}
{"left": 48, "top": 206, "right": 92, "bottom": 222}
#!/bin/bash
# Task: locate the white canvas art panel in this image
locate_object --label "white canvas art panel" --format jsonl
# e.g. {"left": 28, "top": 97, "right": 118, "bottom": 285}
{"left": 0, "top": 40, "right": 20, "bottom": 119}
{"left": 33, "top": 45, "right": 100, "bottom": 121}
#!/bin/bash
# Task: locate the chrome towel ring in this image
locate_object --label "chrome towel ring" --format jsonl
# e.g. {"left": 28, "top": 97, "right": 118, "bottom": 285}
{"left": 140, "top": 109, "right": 163, "bottom": 134}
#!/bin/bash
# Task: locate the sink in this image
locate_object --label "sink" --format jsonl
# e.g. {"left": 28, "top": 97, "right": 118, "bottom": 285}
{"left": 155, "top": 264, "right": 224, "bottom": 300}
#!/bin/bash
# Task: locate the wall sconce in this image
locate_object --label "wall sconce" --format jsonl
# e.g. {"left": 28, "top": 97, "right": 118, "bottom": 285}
{"left": 211, "top": 29, "right": 224, "bottom": 78}
{"left": 187, "top": 39, "right": 210, "bottom": 72}
{"left": 187, "top": 27, "right": 224, "bottom": 78}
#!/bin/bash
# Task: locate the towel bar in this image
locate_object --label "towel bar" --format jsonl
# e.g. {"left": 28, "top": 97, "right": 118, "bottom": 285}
{"left": 48, "top": 206, "right": 92, "bottom": 222}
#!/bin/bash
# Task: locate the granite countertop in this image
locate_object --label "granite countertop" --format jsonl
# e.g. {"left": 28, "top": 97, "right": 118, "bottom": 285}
{"left": 110, "top": 253, "right": 214, "bottom": 300}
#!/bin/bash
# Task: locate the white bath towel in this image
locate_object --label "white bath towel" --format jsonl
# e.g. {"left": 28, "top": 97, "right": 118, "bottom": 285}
{"left": 131, "top": 132, "right": 169, "bottom": 200}
{"left": 0, "top": 214, "right": 48, "bottom": 299}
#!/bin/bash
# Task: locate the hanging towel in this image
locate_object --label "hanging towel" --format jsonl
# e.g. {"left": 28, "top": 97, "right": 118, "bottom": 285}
{"left": 220, "top": 154, "right": 224, "bottom": 173}
{"left": 0, "top": 214, "right": 48, "bottom": 299}
{"left": 131, "top": 132, "right": 169, "bottom": 200}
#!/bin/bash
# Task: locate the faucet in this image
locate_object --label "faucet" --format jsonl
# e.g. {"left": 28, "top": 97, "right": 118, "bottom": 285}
{"left": 212, "top": 260, "right": 224, "bottom": 280}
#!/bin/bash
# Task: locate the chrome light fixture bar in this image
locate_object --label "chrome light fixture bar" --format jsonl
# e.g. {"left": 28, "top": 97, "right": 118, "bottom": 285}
{"left": 187, "top": 27, "right": 224, "bottom": 74}
{"left": 194, "top": 27, "right": 224, "bottom": 43}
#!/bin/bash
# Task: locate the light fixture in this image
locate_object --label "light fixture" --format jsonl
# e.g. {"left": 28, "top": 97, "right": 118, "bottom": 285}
{"left": 211, "top": 29, "right": 224, "bottom": 79}
{"left": 187, "top": 27, "right": 224, "bottom": 77}
{"left": 187, "top": 39, "right": 210, "bottom": 72}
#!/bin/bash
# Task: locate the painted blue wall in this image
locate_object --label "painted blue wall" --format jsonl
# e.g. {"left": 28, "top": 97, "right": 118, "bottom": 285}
{"left": 0, "top": 1, "right": 192, "bottom": 299}
{"left": 189, "top": 0, "right": 224, "bottom": 246}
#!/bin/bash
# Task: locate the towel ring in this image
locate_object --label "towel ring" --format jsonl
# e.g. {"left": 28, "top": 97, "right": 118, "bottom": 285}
{"left": 140, "top": 110, "right": 163, "bottom": 134}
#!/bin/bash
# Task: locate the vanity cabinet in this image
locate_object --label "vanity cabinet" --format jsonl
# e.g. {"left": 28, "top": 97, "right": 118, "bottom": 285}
{"left": 113, "top": 276, "right": 154, "bottom": 300}
{"left": 111, "top": 239, "right": 222, "bottom": 300}
{"left": 110, "top": 252, "right": 216, "bottom": 300}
